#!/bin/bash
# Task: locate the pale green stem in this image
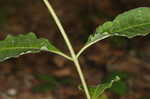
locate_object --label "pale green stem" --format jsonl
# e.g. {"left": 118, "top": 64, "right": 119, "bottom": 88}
{"left": 76, "top": 33, "right": 111, "bottom": 58}
{"left": 54, "top": 51, "right": 73, "bottom": 61}
{"left": 42, "top": 0, "right": 91, "bottom": 99}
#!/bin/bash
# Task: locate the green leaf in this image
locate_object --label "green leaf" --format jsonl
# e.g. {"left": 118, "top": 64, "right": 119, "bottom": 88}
{"left": 103, "top": 71, "right": 129, "bottom": 96}
{"left": 77, "top": 7, "right": 150, "bottom": 57}
{"left": 87, "top": 21, "right": 113, "bottom": 45}
{"left": 104, "top": 71, "right": 129, "bottom": 82}
{"left": 80, "top": 76, "right": 120, "bottom": 99}
{"left": 110, "top": 80, "right": 128, "bottom": 96}
{"left": 0, "top": 33, "right": 72, "bottom": 62}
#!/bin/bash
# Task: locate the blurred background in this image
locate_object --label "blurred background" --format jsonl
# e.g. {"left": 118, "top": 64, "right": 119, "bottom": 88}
{"left": 0, "top": 0, "right": 150, "bottom": 99}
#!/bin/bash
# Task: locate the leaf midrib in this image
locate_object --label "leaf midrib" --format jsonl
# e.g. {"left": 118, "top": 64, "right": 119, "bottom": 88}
{"left": 112, "top": 22, "right": 150, "bottom": 33}
{"left": 0, "top": 47, "right": 42, "bottom": 52}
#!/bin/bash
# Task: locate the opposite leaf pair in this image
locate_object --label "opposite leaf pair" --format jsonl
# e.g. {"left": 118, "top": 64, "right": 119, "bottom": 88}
{"left": 0, "top": 7, "right": 150, "bottom": 99}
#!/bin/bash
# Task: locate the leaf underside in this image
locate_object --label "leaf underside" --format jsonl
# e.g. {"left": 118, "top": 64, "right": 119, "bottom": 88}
{"left": 83, "top": 7, "right": 150, "bottom": 55}
{"left": 0, "top": 33, "right": 62, "bottom": 62}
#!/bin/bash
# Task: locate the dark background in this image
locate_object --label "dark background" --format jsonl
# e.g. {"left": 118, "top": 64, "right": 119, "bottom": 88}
{"left": 0, "top": 0, "right": 150, "bottom": 99}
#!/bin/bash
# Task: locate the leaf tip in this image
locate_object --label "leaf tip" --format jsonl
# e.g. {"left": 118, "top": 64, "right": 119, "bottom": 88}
{"left": 114, "top": 76, "right": 120, "bottom": 82}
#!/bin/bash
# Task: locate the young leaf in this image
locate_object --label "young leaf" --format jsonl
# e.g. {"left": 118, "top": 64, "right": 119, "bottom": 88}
{"left": 80, "top": 76, "right": 120, "bottom": 99}
{"left": 110, "top": 80, "right": 128, "bottom": 96}
{"left": 102, "top": 72, "right": 129, "bottom": 96}
{"left": 77, "top": 7, "right": 150, "bottom": 57}
{"left": 0, "top": 33, "right": 72, "bottom": 62}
